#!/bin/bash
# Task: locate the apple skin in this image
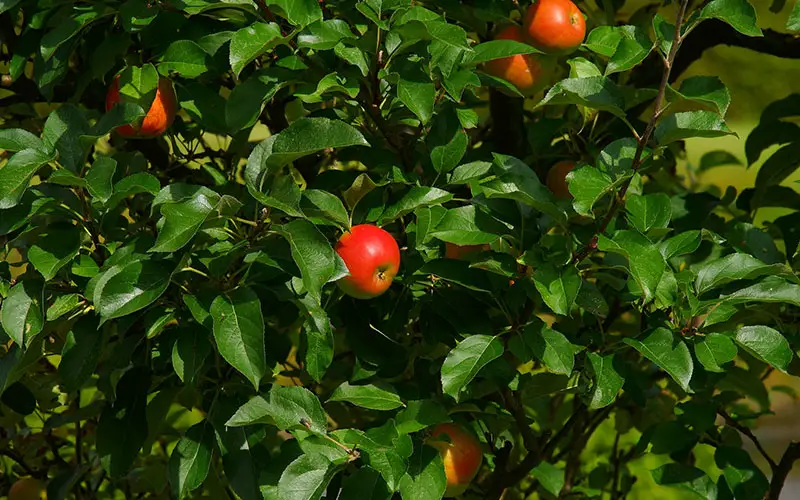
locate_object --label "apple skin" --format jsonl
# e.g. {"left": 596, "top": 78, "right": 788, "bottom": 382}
{"left": 105, "top": 75, "right": 177, "bottom": 138}
{"left": 445, "top": 242, "right": 490, "bottom": 260}
{"left": 523, "top": 0, "right": 586, "bottom": 55}
{"left": 546, "top": 160, "right": 576, "bottom": 199}
{"left": 429, "top": 423, "right": 483, "bottom": 497}
{"left": 484, "top": 25, "right": 547, "bottom": 96}
{"left": 8, "top": 477, "right": 45, "bottom": 500}
{"left": 335, "top": 224, "right": 401, "bottom": 299}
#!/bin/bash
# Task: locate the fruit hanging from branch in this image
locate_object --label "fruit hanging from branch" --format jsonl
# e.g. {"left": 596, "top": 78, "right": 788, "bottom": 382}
{"left": 428, "top": 423, "right": 484, "bottom": 498}
{"left": 523, "top": 0, "right": 586, "bottom": 54}
{"left": 335, "top": 224, "right": 401, "bottom": 299}
{"left": 547, "top": 160, "right": 576, "bottom": 199}
{"left": 484, "top": 25, "right": 548, "bottom": 96}
{"left": 105, "top": 75, "right": 177, "bottom": 138}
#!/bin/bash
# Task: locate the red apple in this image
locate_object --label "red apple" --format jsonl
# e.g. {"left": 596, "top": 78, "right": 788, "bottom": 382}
{"left": 335, "top": 225, "right": 401, "bottom": 299}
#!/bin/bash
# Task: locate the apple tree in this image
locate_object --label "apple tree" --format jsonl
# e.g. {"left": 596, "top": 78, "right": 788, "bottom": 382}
{"left": 2, "top": 0, "right": 800, "bottom": 498}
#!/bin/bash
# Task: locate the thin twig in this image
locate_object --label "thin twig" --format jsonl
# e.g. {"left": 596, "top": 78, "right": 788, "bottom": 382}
{"left": 718, "top": 409, "right": 777, "bottom": 470}
{"left": 0, "top": 450, "right": 35, "bottom": 476}
{"left": 572, "top": 0, "right": 691, "bottom": 265}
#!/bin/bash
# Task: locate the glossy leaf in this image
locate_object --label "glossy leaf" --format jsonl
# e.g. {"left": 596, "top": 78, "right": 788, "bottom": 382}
{"left": 169, "top": 421, "right": 214, "bottom": 498}
{"left": 699, "top": 0, "right": 762, "bottom": 37}
{"left": 441, "top": 335, "right": 504, "bottom": 400}
{"left": 694, "top": 333, "right": 737, "bottom": 373}
{"left": 0, "top": 280, "right": 45, "bottom": 347}
{"left": 586, "top": 353, "right": 625, "bottom": 410}
{"left": 625, "top": 328, "right": 693, "bottom": 392}
{"left": 734, "top": 325, "right": 793, "bottom": 372}
{"left": 210, "top": 287, "right": 267, "bottom": 389}
{"left": 532, "top": 264, "right": 581, "bottom": 316}
{"left": 329, "top": 382, "right": 404, "bottom": 410}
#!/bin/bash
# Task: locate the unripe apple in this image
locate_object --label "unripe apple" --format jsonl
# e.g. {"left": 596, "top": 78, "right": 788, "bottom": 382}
{"left": 335, "top": 224, "right": 400, "bottom": 299}
{"left": 8, "top": 477, "right": 45, "bottom": 500}
{"left": 523, "top": 0, "right": 586, "bottom": 55}
{"left": 484, "top": 26, "right": 547, "bottom": 96}
{"left": 546, "top": 160, "right": 576, "bottom": 199}
{"left": 445, "top": 242, "right": 490, "bottom": 260}
{"left": 429, "top": 423, "right": 483, "bottom": 497}
{"left": 105, "top": 75, "right": 177, "bottom": 138}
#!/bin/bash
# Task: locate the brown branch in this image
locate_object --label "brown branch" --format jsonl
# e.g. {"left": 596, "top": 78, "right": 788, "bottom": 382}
{"left": 0, "top": 449, "right": 35, "bottom": 476}
{"left": 572, "top": 0, "right": 690, "bottom": 264}
{"left": 768, "top": 442, "right": 800, "bottom": 500}
{"left": 718, "top": 409, "right": 777, "bottom": 470}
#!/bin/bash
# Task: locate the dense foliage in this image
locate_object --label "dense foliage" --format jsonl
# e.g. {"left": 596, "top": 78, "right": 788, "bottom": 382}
{"left": 2, "top": 0, "right": 800, "bottom": 498}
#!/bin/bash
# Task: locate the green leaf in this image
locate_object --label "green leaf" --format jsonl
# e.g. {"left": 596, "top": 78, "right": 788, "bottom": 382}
{"left": 106, "top": 172, "right": 161, "bottom": 209}
{"left": 158, "top": 40, "right": 210, "bottom": 79}
{"left": 429, "top": 205, "right": 504, "bottom": 246}
{"left": 96, "top": 367, "right": 149, "bottom": 478}
{"left": 229, "top": 22, "right": 284, "bottom": 78}
{"left": 28, "top": 223, "right": 81, "bottom": 281}
{"left": 40, "top": 6, "right": 110, "bottom": 60}
{"left": 441, "top": 334, "right": 504, "bottom": 401}
{"left": 532, "top": 461, "right": 565, "bottom": 497}
{"left": 340, "top": 467, "right": 392, "bottom": 500}
{"left": 598, "top": 230, "right": 665, "bottom": 302}
{"left": 297, "top": 295, "right": 334, "bottom": 382}
{"left": 698, "top": 150, "right": 742, "bottom": 173}
{"left": 532, "top": 264, "right": 581, "bottom": 316}
{"left": 277, "top": 220, "right": 335, "bottom": 304}
{"left": 788, "top": 0, "right": 800, "bottom": 31}
{"left": 0, "top": 129, "right": 44, "bottom": 152}
{"left": 715, "top": 447, "right": 769, "bottom": 500}
{"left": 329, "top": 382, "right": 404, "bottom": 411}
{"left": 568, "top": 138, "right": 641, "bottom": 216}
{"left": 151, "top": 191, "right": 241, "bottom": 253}
{"left": 655, "top": 111, "right": 734, "bottom": 144}
{"left": 719, "top": 277, "right": 800, "bottom": 307}
{"left": 169, "top": 421, "right": 214, "bottom": 499}
{"left": 172, "top": 330, "right": 212, "bottom": 384}
{"left": 428, "top": 106, "right": 468, "bottom": 173}
{"left": 268, "top": 0, "right": 323, "bottom": 28}
{"left": 652, "top": 14, "right": 675, "bottom": 56}
{"left": 660, "top": 231, "right": 701, "bottom": 260}
{"left": 464, "top": 39, "right": 539, "bottom": 65}
{"left": 301, "top": 190, "right": 350, "bottom": 228}
{"left": 47, "top": 293, "right": 82, "bottom": 321}
{"left": 210, "top": 287, "right": 267, "bottom": 390}
{"left": 395, "top": 400, "right": 450, "bottom": 434}
{"left": 0, "top": 280, "right": 45, "bottom": 347}
{"left": 85, "top": 156, "right": 117, "bottom": 203}
{"left": 119, "top": 0, "right": 158, "bottom": 32}
{"left": 510, "top": 321, "right": 575, "bottom": 375}
{"left": 734, "top": 325, "right": 793, "bottom": 372}
{"left": 226, "top": 68, "right": 293, "bottom": 133}
{"left": 625, "top": 328, "right": 693, "bottom": 392}
{"left": 694, "top": 333, "right": 737, "bottom": 373}
{"left": 398, "top": 444, "right": 447, "bottom": 500}
{"left": 0, "top": 148, "right": 57, "bottom": 209}
{"left": 605, "top": 25, "right": 653, "bottom": 75}
{"left": 335, "top": 424, "right": 412, "bottom": 491}
{"left": 537, "top": 77, "right": 626, "bottom": 117}
{"left": 584, "top": 26, "right": 621, "bottom": 56}
{"left": 448, "top": 161, "right": 492, "bottom": 185}
{"left": 378, "top": 187, "right": 453, "bottom": 225}
{"left": 754, "top": 141, "right": 800, "bottom": 188}
{"left": 227, "top": 385, "right": 328, "bottom": 434}
{"left": 694, "top": 253, "right": 784, "bottom": 295}
{"left": 651, "top": 463, "right": 718, "bottom": 500}
{"left": 296, "top": 72, "right": 360, "bottom": 104}
{"left": 115, "top": 65, "right": 160, "bottom": 120}
{"left": 297, "top": 20, "right": 356, "bottom": 50}
{"left": 699, "top": 0, "right": 762, "bottom": 37}
{"left": 670, "top": 76, "right": 731, "bottom": 116}
{"left": 586, "top": 353, "right": 624, "bottom": 410}
{"left": 478, "top": 154, "right": 565, "bottom": 224}
{"left": 398, "top": 78, "right": 436, "bottom": 125}
{"left": 278, "top": 453, "right": 338, "bottom": 500}
{"left": 92, "top": 258, "right": 172, "bottom": 320}
{"left": 625, "top": 193, "right": 672, "bottom": 233}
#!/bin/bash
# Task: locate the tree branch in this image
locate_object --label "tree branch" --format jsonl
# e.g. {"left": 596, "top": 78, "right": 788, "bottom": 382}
{"left": 572, "top": 0, "right": 690, "bottom": 264}
{"left": 768, "top": 442, "right": 800, "bottom": 500}
{"left": 718, "top": 409, "right": 777, "bottom": 470}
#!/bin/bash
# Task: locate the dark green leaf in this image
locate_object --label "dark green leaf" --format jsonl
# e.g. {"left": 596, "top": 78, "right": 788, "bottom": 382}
{"left": 169, "top": 421, "right": 214, "bottom": 498}
{"left": 378, "top": 187, "right": 453, "bottom": 225}
{"left": 229, "top": 22, "right": 284, "bottom": 77}
{"left": 754, "top": 141, "right": 800, "bottom": 188}
{"left": 93, "top": 258, "right": 172, "bottom": 320}
{"left": 297, "top": 20, "right": 356, "bottom": 50}
{"left": 398, "top": 78, "right": 436, "bottom": 125}
{"left": 655, "top": 111, "right": 734, "bottom": 144}
{"left": 430, "top": 205, "right": 505, "bottom": 246}
{"left": 340, "top": 467, "right": 392, "bottom": 500}
{"left": 226, "top": 69, "right": 294, "bottom": 133}
{"left": 119, "top": 0, "right": 158, "bottom": 32}
{"left": 0, "top": 280, "right": 45, "bottom": 347}
{"left": 329, "top": 382, "right": 404, "bottom": 411}
{"left": 670, "top": 76, "right": 731, "bottom": 116}
{"left": 660, "top": 230, "right": 701, "bottom": 260}
{"left": 28, "top": 223, "right": 82, "bottom": 281}
{"left": 734, "top": 325, "right": 793, "bottom": 372}
{"left": 605, "top": 25, "right": 652, "bottom": 75}
{"left": 0, "top": 129, "right": 44, "bottom": 152}
{"left": 278, "top": 453, "right": 337, "bottom": 500}
{"left": 464, "top": 39, "right": 539, "bottom": 65}
{"left": 0, "top": 148, "right": 57, "bottom": 209}
{"left": 428, "top": 106, "right": 468, "bottom": 173}
{"left": 85, "top": 157, "right": 117, "bottom": 203}
{"left": 302, "top": 190, "right": 350, "bottom": 228}
{"left": 210, "top": 287, "right": 267, "bottom": 389}
{"left": 788, "top": 0, "right": 800, "bottom": 31}
{"left": 277, "top": 220, "right": 335, "bottom": 303}
{"left": 151, "top": 191, "right": 241, "bottom": 253}
{"left": 697, "top": 150, "right": 742, "bottom": 173}
{"left": 694, "top": 333, "right": 737, "bottom": 373}
{"left": 268, "top": 0, "right": 323, "bottom": 28}
{"left": 40, "top": 6, "right": 110, "bottom": 60}
{"left": 47, "top": 293, "right": 83, "bottom": 321}
{"left": 297, "top": 294, "right": 335, "bottom": 382}
{"left": 699, "top": 0, "right": 762, "bottom": 37}
{"left": 441, "top": 334, "right": 504, "bottom": 401}
{"left": 584, "top": 26, "right": 621, "bottom": 56}
{"left": 532, "top": 264, "right": 581, "bottom": 316}
{"left": 586, "top": 353, "right": 624, "bottom": 410}
{"left": 227, "top": 385, "right": 328, "bottom": 435}
{"left": 159, "top": 40, "right": 210, "bottom": 78}
{"left": 651, "top": 463, "right": 718, "bottom": 500}
{"left": 172, "top": 330, "right": 211, "bottom": 384}
{"left": 510, "top": 320, "right": 575, "bottom": 375}
{"left": 694, "top": 253, "right": 784, "bottom": 295}
{"left": 395, "top": 400, "right": 450, "bottom": 434}
{"left": 96, "top": 367, "right": 149, "bottom": 478}
{"left": 537, "top": 77, "right": 626, "bottom": 117}
{"left": 625, "top": 193, "right": 672, "bottom": 233}
{"left": 598, "top": 230, "right": 665, "bottom": 302}
{"left": 398, "top": 444, "right": 447, "bottom": 500}
{"left": 532, "top": 461, "right": 564, "bottom": 497}
{"left": 625, "top": 328, "right": 693, "bottom": 392}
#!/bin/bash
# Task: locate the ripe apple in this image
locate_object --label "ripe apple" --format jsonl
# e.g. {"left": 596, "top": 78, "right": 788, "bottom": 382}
{"left": 445, "top": 242, "right": 490, "bottom": 260}
{"left": 105, "top": 75, "right": 177, "bottom": 138}
{"left": 523, "top": 0, "right": 586, "bottom": 54}
{"left": 546, "top": 160, "right": 576, "bottom": 199}
{"left": 484, "top": 25, "right": 547, "bottom": 96}
{"left": 335, "top": 224, "right": 400, "bottom": 299}
{"left": 429, "top": 423, "right": 483, "bottom": 497}
{"left": 8, "top": 477, "right": 45, "bottom": 500}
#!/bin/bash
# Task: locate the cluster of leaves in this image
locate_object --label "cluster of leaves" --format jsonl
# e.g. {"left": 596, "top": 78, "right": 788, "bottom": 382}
{"left": 1, "top": 0, "right": 800, "bottom": 499}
